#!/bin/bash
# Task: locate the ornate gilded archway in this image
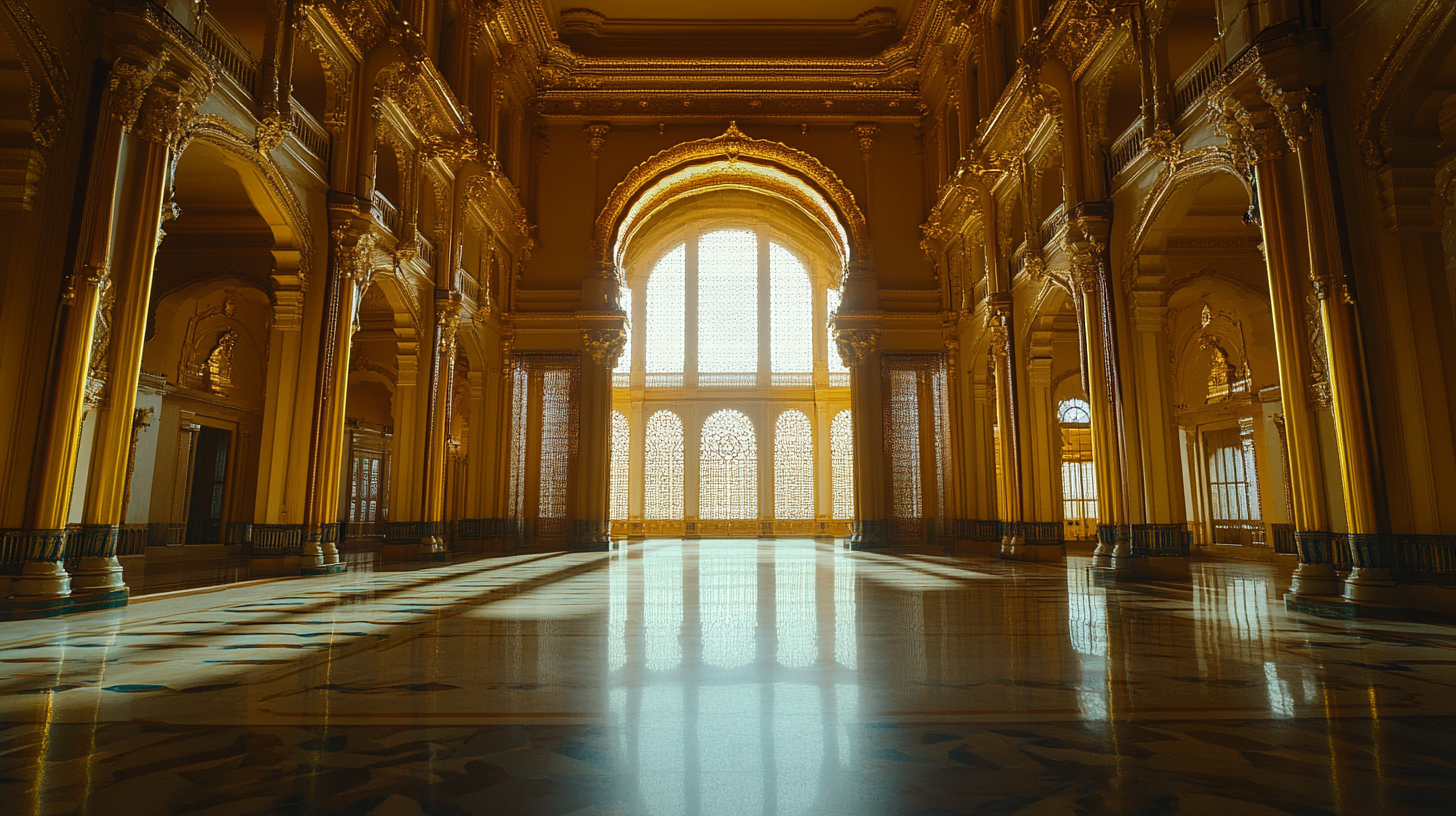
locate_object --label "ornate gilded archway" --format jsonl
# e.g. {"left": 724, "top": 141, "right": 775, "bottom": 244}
{"left": 595, "top": 122, "right": 869, "bottom": 271}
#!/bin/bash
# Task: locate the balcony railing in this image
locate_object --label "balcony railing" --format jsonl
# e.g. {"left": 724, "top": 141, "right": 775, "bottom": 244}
{"left": 1009, "top": 241, "right": 1028, "bottom": 278}
{"left": 417, "top": 233, "right": 438, "bottom": 269}
{"left": 371, "top": 190, "right": 400, "bottom": 235}
{"left": 1039, "top": 204, "right": 1067, "bottom": 251}
{"left": 290, "top": 102, "right": 330, "bottom": 163}
{"left": 1108, "top": 118, "right": 1146, "bottom": 178}
{"left": 199, "top": 14, "right": 257, "bottom": 95}
{"left": 1173, "top": 44, "right": 1224, "bottom": 120}
{"left": 455, "top": 267, "right": 479, "bottom": 303}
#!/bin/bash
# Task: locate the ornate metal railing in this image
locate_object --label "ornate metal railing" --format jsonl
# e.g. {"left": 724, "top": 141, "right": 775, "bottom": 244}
{"left": 1108, "top": 118, "right": 1145, "bottom": 178}
{"left": 290, "top": 102, "right": 330, "bottom": 163}
{"left": 1173, "top": 44, "right": 1224, "bottom": 120}
{"left": 1039, "top": 204, "right": 1067, "bottom": 250}
{"left": 417, "top": 233, "right": 438, "bottom": 269}
{"left": 1129, "top": 523, "right": 1192, "bottom": 557}
{"left": 252, "top": 524, "right": 303, "bottom": 556}
{"left": 456, "top": 268, "right": 479, "bottom": 303}
{"left": 199, "top": 14, "right": 257, "bottom": 95}
{"left": 371, "top": 190, "right": 400, "bottom": 235}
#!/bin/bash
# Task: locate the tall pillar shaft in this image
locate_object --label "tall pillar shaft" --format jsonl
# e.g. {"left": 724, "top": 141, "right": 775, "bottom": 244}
{"left": 420, "top": 296, "right": 460, "bottom": 557}
{"left": 835, "top": 325, "right": 884, "bottom": 548}
{"left": 988, "top": 294, "right": 1023, "bottom": 553}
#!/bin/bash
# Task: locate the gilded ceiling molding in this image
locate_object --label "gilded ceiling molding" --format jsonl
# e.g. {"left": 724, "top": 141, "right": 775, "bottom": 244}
{"left": 1355, "top": 0, "right": 1456, "bottom": 169}
{"left": 1118, "top": 146, "right": 1247, "bottom": 295}
{"left": 595, "top": 122, "right": 869, "bottom": 270}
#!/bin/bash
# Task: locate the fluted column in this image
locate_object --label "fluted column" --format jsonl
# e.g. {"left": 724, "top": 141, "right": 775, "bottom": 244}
{"left": 303, "top": 221, "right": 377, "bottom": 574}
{"left": 987, "top": 294, "right": 1024, "bottom": 555}
{"left": 1263, "top": 82, "right": 1384, "bottom": 598}
{"left": 1217, "top": 97, "right": 1335, "bottom": 595}
{"left": 60, "top": 56, "right": 213, "bottom": 607}
{"left": 834, "top": 324, "right": 885, "bottom": 548}
{"left": 420, "top": 295, "right": 461, "bottom": 558}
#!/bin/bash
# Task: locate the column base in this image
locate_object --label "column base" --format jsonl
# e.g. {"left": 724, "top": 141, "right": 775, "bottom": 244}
{"left": 301, "top": 563, "right": 347, "bottom": 576}
{"left": 69, "top": 525, "right": 127, "bottom": 594}
{"left": 848, "top": 520, "right": 888, "bottom": 550}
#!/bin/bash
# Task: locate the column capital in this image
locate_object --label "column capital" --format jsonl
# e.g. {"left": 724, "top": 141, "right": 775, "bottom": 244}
{"left": 853, "top": 122, "right": 880, "bottom": 159}
{"left": 1211, "top": 93, "right": 1287, "bottom": 167}
{"left": 833, "top": 327, "right": 880, "bottom": 368}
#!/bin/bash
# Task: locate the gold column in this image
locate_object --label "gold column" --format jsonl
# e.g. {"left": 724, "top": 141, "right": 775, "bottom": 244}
{"left": 988, "top": 293, "right": 1024, "bottom": 555}
{"left": 1264, "top": 82, "right": 1384, "bottom": 599}
{"left": 1070, "top": 236, "right": 1127, "bottom": 568}
{"left": 834, "top": 321, "right": 885, "bottom": 548}
{"left": 420, "top": 296, "right": 461, "bottom": 558}
{"left": 303, "top": 223, "right": 376, "bottom": 574}
{"left": 1219, "top": 98, "right": 1336, "bottom": 596}
{"left": 579, "top": 322, "right": 626, "bottom": 550}
{"left": 71, "top": 58, "right": 212, "bottom": 600}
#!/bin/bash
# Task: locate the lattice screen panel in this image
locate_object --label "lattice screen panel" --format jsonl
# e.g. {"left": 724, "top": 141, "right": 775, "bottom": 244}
{"left": 699, "top": 409, "right": 758, "bottom": 519}
{"left": 610, "top": 410, "right": 630, "bottom": 521}
{"left": 830, "top": 410, "right": 854, "bottom": 519}
{"left": 644, "top": 410, "right": 684, "bottom": 519}
{"left": 697, "top": 230, "right": 758, "bottom": 376}
{"left": 770, "top": 244, "right": 813, "bottom": 375}
{"left": 646, "top": 246, "right": 685, "bottom": 375}
{"left": 506, "top": 354, "right": 580, "bottom": 540}
{"left": 774, "top": 410, "right": 814, "bottom": 519}
{"left": 882, "top": 355, "right": 949, "bottom": 541}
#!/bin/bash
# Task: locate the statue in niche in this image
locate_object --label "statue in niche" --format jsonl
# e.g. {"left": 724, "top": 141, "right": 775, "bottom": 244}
{"left": 205, "top": 330, "right": 237, "bottom": 394}
{"left": 1200, "top": 333, "right": 1238, "bottom": 403}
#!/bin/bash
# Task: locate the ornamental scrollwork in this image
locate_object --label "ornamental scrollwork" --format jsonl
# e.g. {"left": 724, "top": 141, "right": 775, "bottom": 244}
{"left": 833, "top": 327, "right": 879, "bottom": 368}
{"left": 581, "top": 327, "right": 627, "bottom": 368}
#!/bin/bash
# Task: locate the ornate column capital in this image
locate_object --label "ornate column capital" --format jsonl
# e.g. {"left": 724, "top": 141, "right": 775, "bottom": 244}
{"left": 581, "top": 327, "right": 627, "bottom": 368}
{"left": 853, "top": 122, "right": 879, "bottom": 159}
{"left": 1258, "top": 78, "right": 1321, "bottom": 152}
{"left": 1211, "top": 94, "right": 1287, "bottom": 168}
{"left": 585, "top": 122, "right": 610, "bottom": 161}
{"left": 833, "top": 328, "right": 880, "bottom": 368}
{"left": 106, "top": 53, "right": 214, "bottom": 147}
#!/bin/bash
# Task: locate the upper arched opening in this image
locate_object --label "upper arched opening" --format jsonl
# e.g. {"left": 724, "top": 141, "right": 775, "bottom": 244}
{"left": 597, "top": 122, "right": 868, "bottom": 273}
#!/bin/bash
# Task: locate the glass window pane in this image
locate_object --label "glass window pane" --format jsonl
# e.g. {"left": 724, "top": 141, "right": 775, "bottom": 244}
{"left": 645, "top": 411, "right": 684, "bottom": 519}
{"left": 700, "top": 409, "right": 758, "bottom": 519}
{"left": 831, "top": 410, "right": 854, "bottom": 519}
{"left": 610, "top": 411, "right": 630, "bottom": 520}
{"left": 646, "top": 246, "right": 685, "bottom": 374}
{"left": 698, "top": 230, "right": 758, "bottom": 375}
{"left": 774, "top": 410, "right": 814, "bottom": 519}
{"left": 770, "top": 244, "right": 813, "bottom": 374}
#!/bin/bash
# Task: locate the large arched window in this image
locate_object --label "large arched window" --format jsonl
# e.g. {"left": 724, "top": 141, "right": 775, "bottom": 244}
{"left": 610, "top": 410, "right": 630, "bottom": 520}
{"left": 645, "top": 245, "right": 685, "bottom": 384}
{"left": 698, "top": 229, "right": 759, "bottom": 384}
{"left": 645, "top": 411, "right": 684, "bottom": 519}
{"left": 700, "top": 409, "right": 758, "bottom": 519}
{"left": 831, "top": 410, "right": 854, "bottom": 519}
{"left": 774, "top": 410, "right": 814, "bottom": 519}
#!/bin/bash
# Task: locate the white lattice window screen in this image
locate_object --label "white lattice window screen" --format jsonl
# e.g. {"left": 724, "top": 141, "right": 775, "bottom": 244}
{"left": 774, "top": 410, "right": 814, "bottom": 519}
{"left": 697, "top": 230, "right": 758, "bottom": 375}
{"left": 610, "top": 410, "right": 630, "bottom": 520}
{"left": 699, "top": 409, "right": 758, "bottom": 519}
{"left": 1207, "top": 428, "right": 1260, "bottom": 521}
{"left": 614, "top": 287, "right": 632, "bottom": 374}
{"left": 831, "top": 410, "right": 854, "bottom": 519}
{"left": 539, "top": 369, "right": 572, "bottom": 519}
{"left": 349, "top": 455, "right": 381, "bottom": 522}
{"left": 646, "top": 245, "right": 685, "bottom": 373}
{"left": 645, "top": 410, "right": 684, "bottom": 519}
{"left": 888, "top": 369, "right": 923, "bottom": 519}
{"left": 770, "top": 244, "right": 813, "bottom": 374}
{"left": 827, "top": 288, "right": 848, "bottom": 373}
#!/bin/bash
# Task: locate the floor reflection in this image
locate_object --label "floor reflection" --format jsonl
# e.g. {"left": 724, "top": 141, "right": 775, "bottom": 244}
{"left": 3, "top": 541, "right": 1456, "bottom": 815}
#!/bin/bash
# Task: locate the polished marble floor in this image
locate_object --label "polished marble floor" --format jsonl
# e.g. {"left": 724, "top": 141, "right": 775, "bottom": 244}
{"left": 3, "top": 539, "right": 1455, "bottom": 815}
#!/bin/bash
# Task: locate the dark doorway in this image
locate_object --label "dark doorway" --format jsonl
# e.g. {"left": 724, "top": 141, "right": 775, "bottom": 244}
{"left": 187, "top": 426, "right": 231, "bottom": 544}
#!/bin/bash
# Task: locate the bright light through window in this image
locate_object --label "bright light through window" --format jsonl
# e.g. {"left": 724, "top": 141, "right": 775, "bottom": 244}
{"left": 615, "top": 287, "right": 632, "bottom": 374}
{"left": 645, "top": 410, "right": 684, "bottom": 519}
{"left": 698, "top": 230, "right": 758, "bottom": 376}
{"left": 700, "top": 409, "right": 758, "bottom": 519}
{"left": 770, "top": 245, "right": 813, "bottom": 374}
{"left": 831, "top": 410, "right": 854, "bottom": 519}
{"left": 774, "top": 410, "right": 814, "bottom": 519}
{"left": 646, "top": 246, "right": 685, "bottom": 374}
{"left": 610, "top": 410, "right": 630, "bottom": 520}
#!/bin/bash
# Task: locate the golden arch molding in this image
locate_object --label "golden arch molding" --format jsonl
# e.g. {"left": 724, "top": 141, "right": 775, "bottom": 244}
{"left": 595, "top": 122, "right": 869, "bottom": 271}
